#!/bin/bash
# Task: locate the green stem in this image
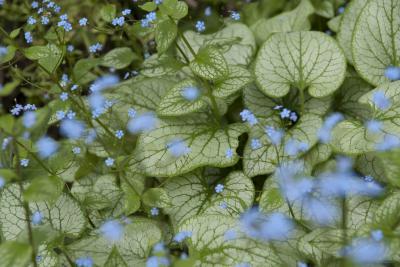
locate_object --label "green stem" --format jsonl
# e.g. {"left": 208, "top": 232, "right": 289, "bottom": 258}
{"left": 178, "top": 31, "right": 196, "bottom": 58}
{"left": 341, "top": 197, "right": 348, "bottom": 267}
{"left": 299, "top": 88, "right": 305, "bottom": 115}
{"left": 12, "top": 139, "right": 38, "bottom": 267}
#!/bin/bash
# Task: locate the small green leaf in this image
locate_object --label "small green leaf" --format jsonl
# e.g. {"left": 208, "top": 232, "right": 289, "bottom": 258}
{"left": 73, "top": 58, "right": 100, "bottom": 84}
{"left": 142, "top": 188, "right": 171, "bottom": 208}
{"left": 23, "top": 176, "right": 63, "bottom": 203}
{"left": 310, "top": 0, "right": 335, "bottom": 18}
{"left": 101, "top": 47, "right": 137, "bottom": 69}
{"left": 254, "top": 31, "right": 346, "bottom": 98}
{"left": 164, "top": 170, "right": 254, "bottom": 224}
{"left": 155, "top": 18, "right": 178, "bottom": 54}
{"left": 352, "top": 0, "right": 400, "bottom": 86}
{"left": 377, "top": 149, "right": 400, "bottom": 187}
{"left": 160, "top": 0, "right": 188, "bottom": 20}
{"left": 24, "top": 44, "right": 64, "bottom": 74}
{"left": 9, "top": 28, "right": 21, "bottom": 39}
{"left": 0, "top": 80, "right": 20, "bottom": 97}
{"left": 122, "top": 186, "right": 141, "bottom": 215}
{"left": 190, "top": 46, "right": 229, "bottom": 81}
{"left": 139, "top": 2, "right": 157, "bottom": 11}
{"left": 179, "top": 23, "right": 256, "bottom": 66}
{"left": 327, "top": 15, "right": 342, "bottom": 33}
{"left": 100, "top": 4, "right": 117, "bottom": 22}
{"left": 0, "top": 241, "right": 32, "bottom": 267}
{"left": 213, "top": 66, "right": 253, "bottom": 98}
{"left": 0, "top": 45, "right": 16, "bottom": 64}
{"left": 157, "top": 79, "right": 207, "bottom": 116}
{"left": 133, "top": 119, "right": 247, "bottom": 177}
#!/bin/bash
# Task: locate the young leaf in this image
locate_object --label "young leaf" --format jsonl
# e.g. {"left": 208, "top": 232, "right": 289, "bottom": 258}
{"left": 179, "top": 23, "right": 256, "bottom": 66}
{"left": 372, "top": 192, "right": 400, "bottom": 231}
{"left": 310, "top": 0, "right": 335, "bottom": 18}
{"left": 100, "top": 4, "right": 117, "bottom": 22}
{"left": 352, "top": 0, "right": 400, "bottom": 86}
{"left": 139, "top": 2, "right": 157, "bottom": 12}
{"left": 24, "top": 44, "right": 64, "bottom": 74}
{"left": 0, "top": 241, "right": 32, "bottom": 267}
{"left": 155, "top": 18, "right": 178, "bottom": 54}
{"left": 72, "top": 58, "right": 100, "bottom": 84}
{"left": 157, "top": 79, "right": 207, "bottom": 116}
{"left": 142, "top": 188, "right": 171, "bottom": 208}
{"left": 159, "top": 0, "right": 188, "bottom": 20}
{"left": 133, "top": 118, "right": 247, "bottom": 177}
{"left": 23, "top": 176, "right": 63, "bottom": 203}
{"left": 163, "top": 170, "right": 254, "bottom": 224}
{"left": 101, "top": 47, "right": 137, "bottom": 69}
{"left": 254, "top": 31, "right": 346, "bottom": 98}
{"left": 189, "top": 46, "right": 229, "bottom": 81}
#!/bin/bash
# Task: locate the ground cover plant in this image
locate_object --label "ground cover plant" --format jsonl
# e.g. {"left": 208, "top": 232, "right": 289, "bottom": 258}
{"left": 1, "top": 0, "right": 400, "bottom": 266}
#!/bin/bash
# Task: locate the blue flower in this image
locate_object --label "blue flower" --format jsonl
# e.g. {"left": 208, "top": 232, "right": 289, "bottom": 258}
{"left": 27, "top": 16, "right": 37, "bottom": 25}
{"left": 231, "top": 12, "right": 240, "bottom": 20}
{"left": 128, "top": 108, "right": 137, "bottom": 118}
{"left": 105, "top": 157, "right": 115, "bottom": 167}
{"left": 173, "top": 231, "right": 192, "bottom": 242}
{"left": 251, "top": 138, "right": 261, "bottom": 150}
{"left": 115, "top": 130, "right": 124, "bottom": 139}
{"left": 89, "top": 42, "right": 103, "bottom": 53}
{"left": 79, "top": 17, "right": 88, "bottom": 26}
{"left": 204, "top": 6, "right": 212, "bottom": 16}
{"left": 376, "top": 134, "right": 400, "bottom": 151}
{"left": 75, "top": 256, "right": 93, "bottom": 267}
{"left": 225, "top": 148, "right": 234, "bottom": 159}
{"left": 372, "top": 90, "right": 391, "bottom": 110}
{"left": 344, "top": 237, "right": 387, "bottom": 264}
{"left": 112, "top": 16, "right": 125, "bottom": 27}
{"left": 318, "top": 112, "right": 344, "bottom": 143}
{"left": 280, "top": 108, "right": 291, "bottom": 119}
{"left": 240, "top": 209, "right": 294, "bottom": 241}
{"left": 23, "top": 111, "right": 36, "bottom": 128}
{"left": 31, "top": 211, "right": 43, "bottom": 225}
{"left": 181, "top": 86, "right": 200, "bottom": 101}
{"left": 265, "top": 126, "right": 284, "bottom": 145}
{"left": 240, "top": 109, "right": 258, "bottom": 126}
{"left": 67, "top": 45, "right": 74, "bottom": 52}
{"left": 195, "top": 20, "right": 206, "bottom": 32}
{"left": 90, "top": 75, "right": 119, "bottom": 92}
{"left": 25, "top": 32, "right": 33, "bottom": 43}
{"left": 72, "top": 147, "right": 81, "bottom": 154}
{"left": 371, "top": 230, "right": 383, "bottom": 242}
{"left": 100, "top": 220, "right": 124, "bottom": 242}
{"left": 36, "top": 136, "right": 59, "bottom": 158}
{"left": 284, "top": 139, "right": 309, "bottom": 156}
{"left": 0, "top": 176, "right": 6, "bottom": 188}
{"left": 0, "top": 46, "right": 7, "bottom": 58}
{"left": 365, "top": 119, "right": 382, "bottom": 133}
{"left": 215, "top": 183, "right": 224, "bottom": 193}
{"left": 41, "top": 16, "right": 49, "bottom": 25}
{"left": 166, "top": 138, "right": 191, "bottom": 157}
{"left": 20, "top": 158, "right": 29, "bottom": 167}
{"left": 224, "top": 229, "right": 236, "bottom": 241}
{"left": 122, "top": 9, "right": 131, "bottom": 16}
{"left": 384, "top": 66, "right": 400, "bottom": 80}
{"left": 290, "top": 112, "right": 298, "bottom": 122}
{"left": 128, "top": 112, "right": 158, "bottom": 134}
{"left": 337, "top": 6, "right": 345, "bottom": 14}
{"left": 31, "top": 1, "right": 39, "bottom": 8}
{"left": 60, "top": 119, "right": 85, "bottom": 139}
{"left": 58, "top": 20, "right": 73, "bottom": 31}
{"left": 150, "top": 207, "right": 159, "bottom": 216}
{"left": 60, "top": 92, "right": 69, "bottom": 101}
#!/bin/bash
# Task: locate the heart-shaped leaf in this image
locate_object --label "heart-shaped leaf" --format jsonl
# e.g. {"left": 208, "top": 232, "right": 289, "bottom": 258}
{"left": 254, "top": 31, "right": 346, "bottom": 98}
